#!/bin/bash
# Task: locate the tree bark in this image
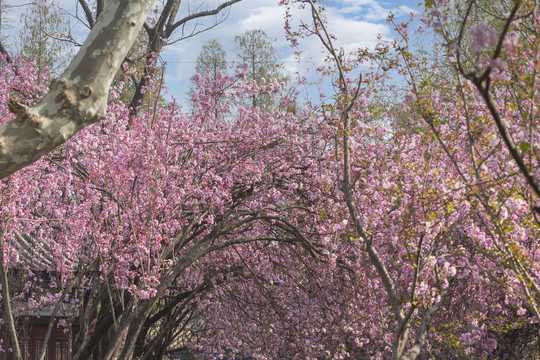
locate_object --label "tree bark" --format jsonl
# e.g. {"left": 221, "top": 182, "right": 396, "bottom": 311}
{"left": 128, "top": 0, "right": 241, "bottom": 116}
{"left": 0, "top": 0, "right": 155, "bottom": 179}
{"left": 0, "top": 226, "right": 22, "bottom": 360}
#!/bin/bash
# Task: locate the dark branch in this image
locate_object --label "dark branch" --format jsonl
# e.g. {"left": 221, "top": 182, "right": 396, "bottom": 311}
{"left": 0, "top": 40, "right": 12, "bottom": 63}
{"left": 167, "top": 0, "right": 241, "bottom": 37}
{"left": 77, "top": 0, "right": 95, "bottom": 28}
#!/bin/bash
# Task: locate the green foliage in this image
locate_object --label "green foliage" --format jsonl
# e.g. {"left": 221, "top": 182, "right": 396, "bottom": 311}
{"left": 18, "top": 0, "right": 74, "bottom": 78}
{"left": 188, "top": 39, "right": 228, "bottom": 106}
{"left": 195, "top": 39, "right": 227, "bottom": 79}
{"left": 235, "top": 29, "right": 279, "bottom": 82}
{"left": 234, "top": 29, "right": 287, "bottom": 109}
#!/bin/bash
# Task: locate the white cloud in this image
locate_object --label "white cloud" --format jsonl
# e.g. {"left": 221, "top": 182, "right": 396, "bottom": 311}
{"left": 397, "top": 5, "right": 417, "bottom": 15}
{"left": 335, "top": 0, "right": 418, "bottom": 21}
{"left": 162, "top": 0, "right": 397, "bottom": 105}
{"left": 1, "top": 0, "right": 414, "bottom": 106}
{"left": 237, "top": 6, "right": 287, "bottom": 37}
{"left": 325, "top": 8, "right": 390, "bottom": 50}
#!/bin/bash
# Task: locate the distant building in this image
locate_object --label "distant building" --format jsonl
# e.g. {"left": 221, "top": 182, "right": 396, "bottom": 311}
{"left": 0, "top": 233, "right": 77, "bottom": 360}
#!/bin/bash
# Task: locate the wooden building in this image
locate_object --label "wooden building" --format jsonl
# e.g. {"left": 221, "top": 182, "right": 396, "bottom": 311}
{"left": 1, "top": 233, "right": 77, "bottom": 360}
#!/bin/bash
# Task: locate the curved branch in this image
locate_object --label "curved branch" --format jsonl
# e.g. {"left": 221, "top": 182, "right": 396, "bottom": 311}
{"left": 167, "top": 0, "right": 241, "bottom": 38}
{"left": 77, "top": 0, "right": 95, "bottom": 28}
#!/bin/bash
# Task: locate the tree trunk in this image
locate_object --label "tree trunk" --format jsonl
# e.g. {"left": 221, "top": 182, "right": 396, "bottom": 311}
{"left": 0, "top": 227, "right": 22, "bottom": 360}
{"left": 0, "top": 0, "right": 156, "bottom": 179}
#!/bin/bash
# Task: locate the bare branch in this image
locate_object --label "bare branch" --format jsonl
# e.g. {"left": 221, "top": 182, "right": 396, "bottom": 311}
{"left": 77, "top": 0, "right": 95, "bottom": 28}
{"left": 0, "top": 226, "right": 22, "bottom": 360}
{"left": 155, "top": 0, "right": 179, "bottom": 35}
{"left": 167, "top": 0, "right": 241, "bottom": 37}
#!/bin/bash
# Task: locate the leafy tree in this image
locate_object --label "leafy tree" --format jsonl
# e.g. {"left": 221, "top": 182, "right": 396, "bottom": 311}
{"left": 18, "top": 0, "right": 74, "bottom": 78}
{"left": 195, "top": 39, "right": 227, "bottom": 80}
{"left": 234, "top": 29, "right": 284, "bottom": 109}
{"left": 188, "top": 39, "right": 227, "bottom": 113}
{"left": 0, "top": 0, "right": 10, "bottom": 62}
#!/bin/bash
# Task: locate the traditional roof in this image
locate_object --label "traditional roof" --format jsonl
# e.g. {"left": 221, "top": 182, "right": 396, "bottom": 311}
{"left": 10, "top": 233, "right": 76, "bottom": 271}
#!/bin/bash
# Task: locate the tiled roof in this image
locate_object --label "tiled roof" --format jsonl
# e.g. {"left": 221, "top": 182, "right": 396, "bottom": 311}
{"left": 11, "top": 233, "right": 76, "bottom": 271}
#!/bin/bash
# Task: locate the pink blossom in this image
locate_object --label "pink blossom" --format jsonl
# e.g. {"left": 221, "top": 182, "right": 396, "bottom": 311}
{"left": 469, "top": 22, "right": 498, "bottom": 52}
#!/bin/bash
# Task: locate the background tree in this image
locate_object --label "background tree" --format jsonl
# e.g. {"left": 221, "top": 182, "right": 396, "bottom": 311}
{"left": 0, "top": 0, "right": 11, "bottom": 62}
{"left": 18, "top": 0, "right": 74, "bottom": 78}
{"left": 188, "top": 39, "right": 227, "bottom": 113}
{"left": 194, "top": 39, "right": 227, "bottom": 80}
{"left": 234, "top": 29, "right": 285, "bottom": 109}
{"left": 76, "top": 0, "right": 242, "bottom": 115}
{"left": 72, "top": 0, "right": 241, "bottom": 114}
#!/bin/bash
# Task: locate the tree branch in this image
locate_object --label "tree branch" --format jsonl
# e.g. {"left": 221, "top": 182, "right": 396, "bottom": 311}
{"left": 0, "top": 0, "right": 156, "bottom": 179}
{"left": 401, "top": 283, "right": 453, "bottom": 360}
{"left": 0, "top": 226, "right": 22, "bottom": 360}
{"left": 474, "top": 80, "right": 540, "bottom": 199}
{"left": 77, "top": 0, "right": 95, "bottom": 28}
{"left": 167, "top": 0, "right": 241, "bottom": 37}
{"left": 0, "top": 39, "right": 12, "bottom": 63}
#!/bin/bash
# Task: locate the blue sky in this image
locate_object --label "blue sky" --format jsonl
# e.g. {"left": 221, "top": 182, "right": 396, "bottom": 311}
{"left": 1, "top": 0, "right": 422, "bottom": 107}
{"left": 162, "top": 0, "right": 421, "bottom": 106}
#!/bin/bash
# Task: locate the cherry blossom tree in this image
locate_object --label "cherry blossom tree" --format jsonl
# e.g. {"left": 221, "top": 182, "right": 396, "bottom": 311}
{"left": 1, "top": 0, "right": 539, "bottom": 359}
{"left": 0, "top": 2, "right": 155, "bottom": 358}
{"left": 234, "top": 0, "right": 539, "bottom": 359}
{"left": 0, "top": 53, "right": 327, "bottom": 358}
{"left": 406, "top": 0, "right": 540, "bottom": 342}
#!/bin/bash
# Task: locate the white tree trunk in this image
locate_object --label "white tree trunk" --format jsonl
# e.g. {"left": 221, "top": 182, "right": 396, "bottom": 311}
{"left": 0, "top": 0, "right": 155, "bottom": 179}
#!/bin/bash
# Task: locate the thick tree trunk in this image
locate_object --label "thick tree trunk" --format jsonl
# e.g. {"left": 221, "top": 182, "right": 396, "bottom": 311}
{"left": 0, "top": 0, "right": 155, "bottom": 179}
